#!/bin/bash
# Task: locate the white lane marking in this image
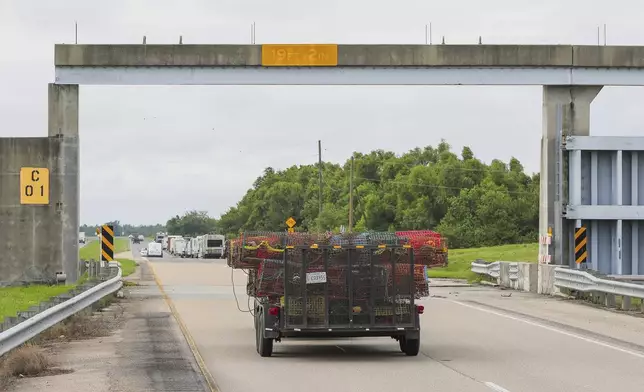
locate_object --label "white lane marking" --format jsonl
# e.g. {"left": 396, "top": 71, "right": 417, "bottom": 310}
{"left": 449, "top": 299, "right": 644, "bottom": 360}
{"left": 335, "top": 345, "right": 346, "bottom": 353}
{"left": 484, "top": 381, "right": 511, "bottom": 392}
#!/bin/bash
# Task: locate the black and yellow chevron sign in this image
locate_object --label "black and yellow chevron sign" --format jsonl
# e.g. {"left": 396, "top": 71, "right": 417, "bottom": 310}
{"left": 101, "top": 224, "right": 115, "bottom": 262}
{"left": 574, "top": 226, "right": 587, "bottom": 264}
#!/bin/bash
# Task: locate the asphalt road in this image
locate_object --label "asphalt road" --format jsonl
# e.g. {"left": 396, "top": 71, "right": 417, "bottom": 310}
{"left": 132, "top": 243, "right": 644, "bottom": 392}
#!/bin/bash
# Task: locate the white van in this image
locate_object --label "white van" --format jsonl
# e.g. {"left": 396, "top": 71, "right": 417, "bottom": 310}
{"left": 147, "top": 242, "right": 163, "bottom": 258}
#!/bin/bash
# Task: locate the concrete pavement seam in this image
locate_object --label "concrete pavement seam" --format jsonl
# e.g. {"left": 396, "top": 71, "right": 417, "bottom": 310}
{"left": 448, "top": 299, "right": 644, "bottom": 360}
{"left": 148, "top": 260, "right": 221, "bottom": 392}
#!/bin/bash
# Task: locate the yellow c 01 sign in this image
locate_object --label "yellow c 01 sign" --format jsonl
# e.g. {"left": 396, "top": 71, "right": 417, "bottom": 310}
{"left": 261, "top": 44, "right": 338, "bottom": 67}
{"left": 20, "top": 167, "right": 50, "bottom": 205}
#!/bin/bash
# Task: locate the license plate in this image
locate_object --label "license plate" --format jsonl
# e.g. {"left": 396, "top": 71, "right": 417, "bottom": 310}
{"left": 306, "top": 271, "right": 327, "bottom": 284}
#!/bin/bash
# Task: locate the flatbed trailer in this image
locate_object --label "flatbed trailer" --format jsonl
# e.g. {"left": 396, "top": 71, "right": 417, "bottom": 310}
{"left": 252, "top": 243, "right": 424, "bottom": 357}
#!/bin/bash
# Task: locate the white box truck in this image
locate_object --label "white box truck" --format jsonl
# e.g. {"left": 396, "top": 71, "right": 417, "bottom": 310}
{"left": 172, "top": 238, "right": 188, "bottom": 257}
{"left": 166, "top": 235, "right": 183, "bottom": 255}
{"left": 79, "top": 232, "right": 86, "bottom": 244}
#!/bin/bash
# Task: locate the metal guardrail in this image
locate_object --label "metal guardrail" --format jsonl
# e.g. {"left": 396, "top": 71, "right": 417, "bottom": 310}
{"left": 0, "top": 263, "right": 123, "bottom": 357}
{"left": 554, "top": 268, "right": 644, "bottom": 299}
{"left": 471, "top": 260, "right": 500, "bottom": 278}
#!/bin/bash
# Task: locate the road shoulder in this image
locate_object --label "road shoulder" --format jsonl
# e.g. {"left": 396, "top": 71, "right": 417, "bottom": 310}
{"left": 6, "top": 261, "right": 210, "bottom": 392}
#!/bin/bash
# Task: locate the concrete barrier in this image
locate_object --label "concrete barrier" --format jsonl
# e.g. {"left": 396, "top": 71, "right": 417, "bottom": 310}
{"left": 471, "top": 260, "right": 560, "bottom": 296}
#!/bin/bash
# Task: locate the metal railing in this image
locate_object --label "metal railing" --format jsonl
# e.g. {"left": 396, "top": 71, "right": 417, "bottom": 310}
{"left": 470, "top": 259, "right": 644, "bottom": 302}
{"left": 554, "top": 268, "right": 644, "bottom": 299}
{"left": 0, "top": 262, "right": 123, "bottom": 357}
{"left": 471, "top": 260, "right": 500, "bottom": 278}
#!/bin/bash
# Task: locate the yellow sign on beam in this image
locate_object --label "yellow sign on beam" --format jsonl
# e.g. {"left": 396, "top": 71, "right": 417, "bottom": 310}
{"left": 262, "top": 44, "right": 338, "bottom": 67}
{"left": 287, "top": 228, "right": 294, "bottom": 233}
{"left": 286, "top": 217, "right": 296, "bottom": 228}
{"left": 19, "top": 167, "right": 50, "bottom": 205}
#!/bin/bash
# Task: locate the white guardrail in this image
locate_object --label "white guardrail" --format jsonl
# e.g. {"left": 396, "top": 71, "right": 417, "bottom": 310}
{"left": 471, "top": 261, "right": 501, "bottom": 278}
{"left": 0, "top": 264, "right": 123, "bottom": 356}
{"left": 471, "top": 260, "right": 644, "bottom": 299}
{"left": 554, "top": 268, "right": 644, "bottom": 299}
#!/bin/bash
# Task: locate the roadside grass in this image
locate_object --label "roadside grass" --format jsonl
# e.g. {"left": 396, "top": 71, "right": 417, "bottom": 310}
{"left": 79, "top": 237, "right": 129, "bottom": 260}
{"left": 428, "top": 243, "right": 539, "bottom": 281}
{"left": 0, "top": 285, "right": 75, "bottom": 323}
{"left": 0, "top": 239, "right": 135, "bottom": 325}
{"left": 117, "top": 259, "right": 137, "bottom": 277}
{"left": 1, "top": 294, "right": 122, "bottom": 386}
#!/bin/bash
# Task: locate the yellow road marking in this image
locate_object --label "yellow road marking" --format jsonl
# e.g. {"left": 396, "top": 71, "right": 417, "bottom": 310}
{"left": 148, "top": 261, "right": 220, "bottom": 392}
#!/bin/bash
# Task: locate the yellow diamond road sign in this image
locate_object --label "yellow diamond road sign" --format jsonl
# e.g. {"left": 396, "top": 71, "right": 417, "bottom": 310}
{"left": 286, "top": 217, "right": 296, "bottom": 228}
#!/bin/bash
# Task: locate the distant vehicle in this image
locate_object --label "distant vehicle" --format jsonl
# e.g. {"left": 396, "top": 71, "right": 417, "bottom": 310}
{"left": 166, "top": 235, "right": 183, "bottom": 254}
{"left": 140, "top": 248, "right": 148, "bottom": 256}
{"left": 79, "top": 232, "right": 86, "bottom": 244}
{"left": 147, "top": 242, "right": 163, "bottom": 258}
{"left": 190, "top": 236, "right": 202, "bottom": 258}
{"left": 202, "top": 234, "right": 225, "bottom": 259}
{"left": 171, "top": 237, "right": 188, "bottom": 257}
{"left": 131, "top": 233, "right": 142, "bottom": 244}
{"left": 185, "top": 237, "right": 193, "bottom": 257}
{"left": 155, "top": 232, "right": 166, "bottom": 244}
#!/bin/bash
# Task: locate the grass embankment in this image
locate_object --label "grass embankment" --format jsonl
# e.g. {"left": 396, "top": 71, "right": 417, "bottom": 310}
{"left": 117, "top": 259, "right": 137, "bottom": 277}
{"left": 79, "top": 237, "right": 130, "bottom": 260}
{"left": 0, "top": 285, "right": 75, "bottom": 323}
{"left": 428, "top": 243, "right": 539, "bottom": 281}
{"left": 0, "top": 239, "right": 136, "bottom": 324}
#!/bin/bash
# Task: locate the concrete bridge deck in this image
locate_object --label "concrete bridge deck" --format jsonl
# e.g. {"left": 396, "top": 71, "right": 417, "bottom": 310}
{"left": 55, "top": 44, "right": 644, "bottom": 68}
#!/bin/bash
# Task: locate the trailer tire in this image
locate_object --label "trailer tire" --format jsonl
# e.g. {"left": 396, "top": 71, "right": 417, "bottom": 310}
{"left": 401, "top": 337, "right": 420, "bottom": 356}
{"left": 257, "top": 312, "right": 273, "bottom": 357}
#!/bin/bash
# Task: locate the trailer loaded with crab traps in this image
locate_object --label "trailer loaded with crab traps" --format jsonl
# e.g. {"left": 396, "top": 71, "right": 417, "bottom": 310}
{"left": 227, "top": 231, "right": 448, "bottom": 357}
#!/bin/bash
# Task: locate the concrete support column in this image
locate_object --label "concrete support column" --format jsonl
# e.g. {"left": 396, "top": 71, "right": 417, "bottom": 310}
{"left": 540, "top": 85, "right": 603, "bottom": 266}
{"left": 48, "top": 84, "right": 80, "bottom": 283}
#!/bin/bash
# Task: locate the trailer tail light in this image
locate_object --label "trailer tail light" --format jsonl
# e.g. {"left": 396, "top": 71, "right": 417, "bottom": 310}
{"left": 417, "top": 305, "right": 425, "bottom": 314}
{"left": 268, "top": 307, "right": 280, "bottom": 316}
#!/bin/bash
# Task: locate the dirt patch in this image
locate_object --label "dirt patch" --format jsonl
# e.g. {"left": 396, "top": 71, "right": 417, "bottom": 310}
{"left": 0, "top": 345, "right": 74, "bottom": 389}
{"left": 0, "top": 293, "right": 127, "bottom": 389}
{"left": 34, "top": 296, "right": 125, "bottom": 344}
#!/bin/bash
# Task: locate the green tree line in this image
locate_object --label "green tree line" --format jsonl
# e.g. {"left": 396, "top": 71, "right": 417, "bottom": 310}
{"left": 166, "top": 210, "right": 218, "bottom": 237}
{"left": 217, "top": 141, "right": 539, "bottom": 249}
{"left": 79, "top": 221, "right": 166, "bottom": 237}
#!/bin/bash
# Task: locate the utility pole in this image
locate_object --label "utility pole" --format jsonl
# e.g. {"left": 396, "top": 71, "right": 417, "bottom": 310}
{"left": 318, "top": 140, "right": 323, "bottom": 225}
{"left": 349, "top": 155, "right": 354, "bottom": 232}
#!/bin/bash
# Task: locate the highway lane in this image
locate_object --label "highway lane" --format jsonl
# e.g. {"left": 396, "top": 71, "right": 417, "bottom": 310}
{"left": 137, "top": 244, "right": 644, "bottom": 392}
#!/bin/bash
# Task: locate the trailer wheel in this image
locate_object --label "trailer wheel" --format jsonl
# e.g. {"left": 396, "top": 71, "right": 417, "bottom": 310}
{"left": 400, "top": 337, "right": 420, "bottom": 356}
{"left": 257, "top": 312, "right": 273, "bottom": 357}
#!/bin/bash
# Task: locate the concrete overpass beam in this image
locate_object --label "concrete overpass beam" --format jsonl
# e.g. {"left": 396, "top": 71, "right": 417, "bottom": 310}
{"left": 48, "top": 83, "right": 80, "bottom": 283}
{"left": 541, "top": 85, "right": 603, "bottom": 266}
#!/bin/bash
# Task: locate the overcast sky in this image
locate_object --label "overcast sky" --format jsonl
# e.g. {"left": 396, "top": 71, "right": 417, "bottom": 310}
{"left": 1, "top": 0, "right": 644, "bottom": 225}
